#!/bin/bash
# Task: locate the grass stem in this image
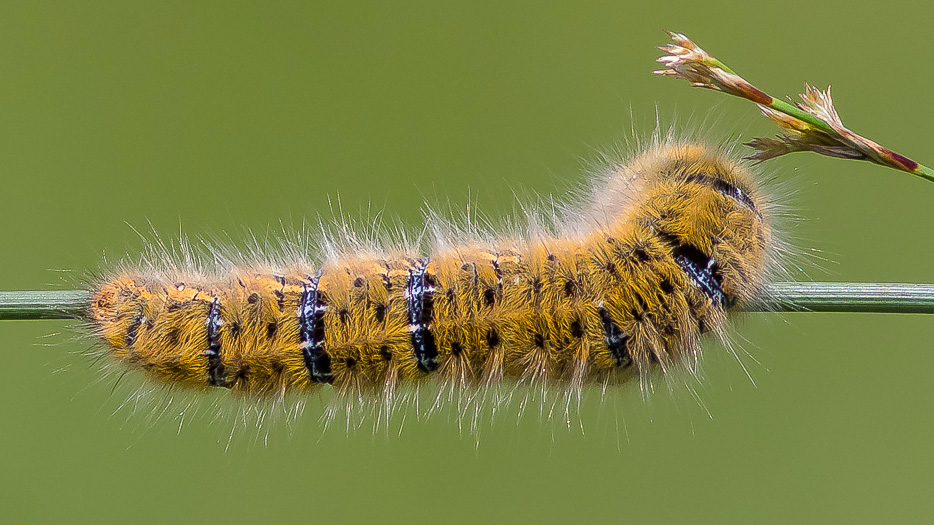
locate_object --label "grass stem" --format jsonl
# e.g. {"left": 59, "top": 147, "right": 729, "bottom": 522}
{"left": 2, "top": 284, "right": 934, "bottom": 321}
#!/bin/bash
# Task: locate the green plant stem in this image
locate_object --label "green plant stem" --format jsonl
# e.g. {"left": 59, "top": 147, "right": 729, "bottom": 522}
{"left": 2, "top": 284, "right": 934, "bottom": 321}
{"left": 0, "top": 290, "right": 90, "bottom": 320}
{"left": 915, "top": 165, "right": 934, "bottom": 184}
{"left": 763, "top": 282, "right": 934, "bottom": 314}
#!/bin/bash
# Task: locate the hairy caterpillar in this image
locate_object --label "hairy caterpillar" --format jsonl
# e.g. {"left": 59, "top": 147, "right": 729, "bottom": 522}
{"left": 87, "top": 139, "right": 780, "bottom": 424}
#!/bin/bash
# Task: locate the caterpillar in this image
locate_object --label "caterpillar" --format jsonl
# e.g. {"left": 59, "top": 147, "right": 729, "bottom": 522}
{"left": 87, "top": 139, "right": 780, "bottom": 426}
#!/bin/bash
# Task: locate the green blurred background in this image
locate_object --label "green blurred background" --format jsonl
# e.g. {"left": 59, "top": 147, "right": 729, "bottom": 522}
{"left": 3, "top": 1, "right": 934, "bottom": 522}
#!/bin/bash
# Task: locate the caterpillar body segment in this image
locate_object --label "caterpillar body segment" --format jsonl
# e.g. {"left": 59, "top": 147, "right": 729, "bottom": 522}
{"left": 89, "top": 142, "right": 775, "bottom": 405}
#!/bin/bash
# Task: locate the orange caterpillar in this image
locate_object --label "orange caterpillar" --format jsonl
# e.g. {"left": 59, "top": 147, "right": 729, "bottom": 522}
{"left": 89, "top": 141, "right": 779, "bottom": 413}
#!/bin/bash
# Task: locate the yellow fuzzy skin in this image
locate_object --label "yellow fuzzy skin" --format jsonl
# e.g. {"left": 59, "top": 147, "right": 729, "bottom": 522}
{"left": 89, "top": 143, "right": 772, "bottom": 400}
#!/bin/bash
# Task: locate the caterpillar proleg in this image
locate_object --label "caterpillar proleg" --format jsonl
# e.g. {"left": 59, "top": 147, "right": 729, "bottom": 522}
{"left": 87, "top": 139, "right": 781, "bottom": 426}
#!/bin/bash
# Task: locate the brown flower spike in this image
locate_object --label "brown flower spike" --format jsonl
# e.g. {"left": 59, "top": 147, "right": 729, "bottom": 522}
{"left": 655, "top": 31, "right": 929, "bottom": 182}
{"left": 655, "top": 31, "right": 773, "bottom": 106}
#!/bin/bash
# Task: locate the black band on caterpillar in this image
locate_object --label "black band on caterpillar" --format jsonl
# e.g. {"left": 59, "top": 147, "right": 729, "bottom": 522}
{"left": 599, "top": 307, "right": 631, "bottom": 367}
{"left": 684, "top": 172, "right": 760, "bottom": 217}
{"left": 125, "top": 310, "right": 144, "bottom": 349}
{"left": 205, "top": 296, "right": 228, "bottom": 387}
{"left": 657, "top": 231, "right": 729, "bottom": 307}
{"left": 672, "top": 243, "right": 727, "bottom": 308}
{"left": 300, "top": 272, "right": 333, "bottom": 384}
{"left": 405, "top": 258, "right": 439, "bottom": 373}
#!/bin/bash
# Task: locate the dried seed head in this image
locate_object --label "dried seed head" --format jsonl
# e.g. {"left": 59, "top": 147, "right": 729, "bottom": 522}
{"left": 655, "top": 31, "right": 772, "bottom": 105}
{"left": 747, "top": 84, "right": 919, "bottom": 173}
